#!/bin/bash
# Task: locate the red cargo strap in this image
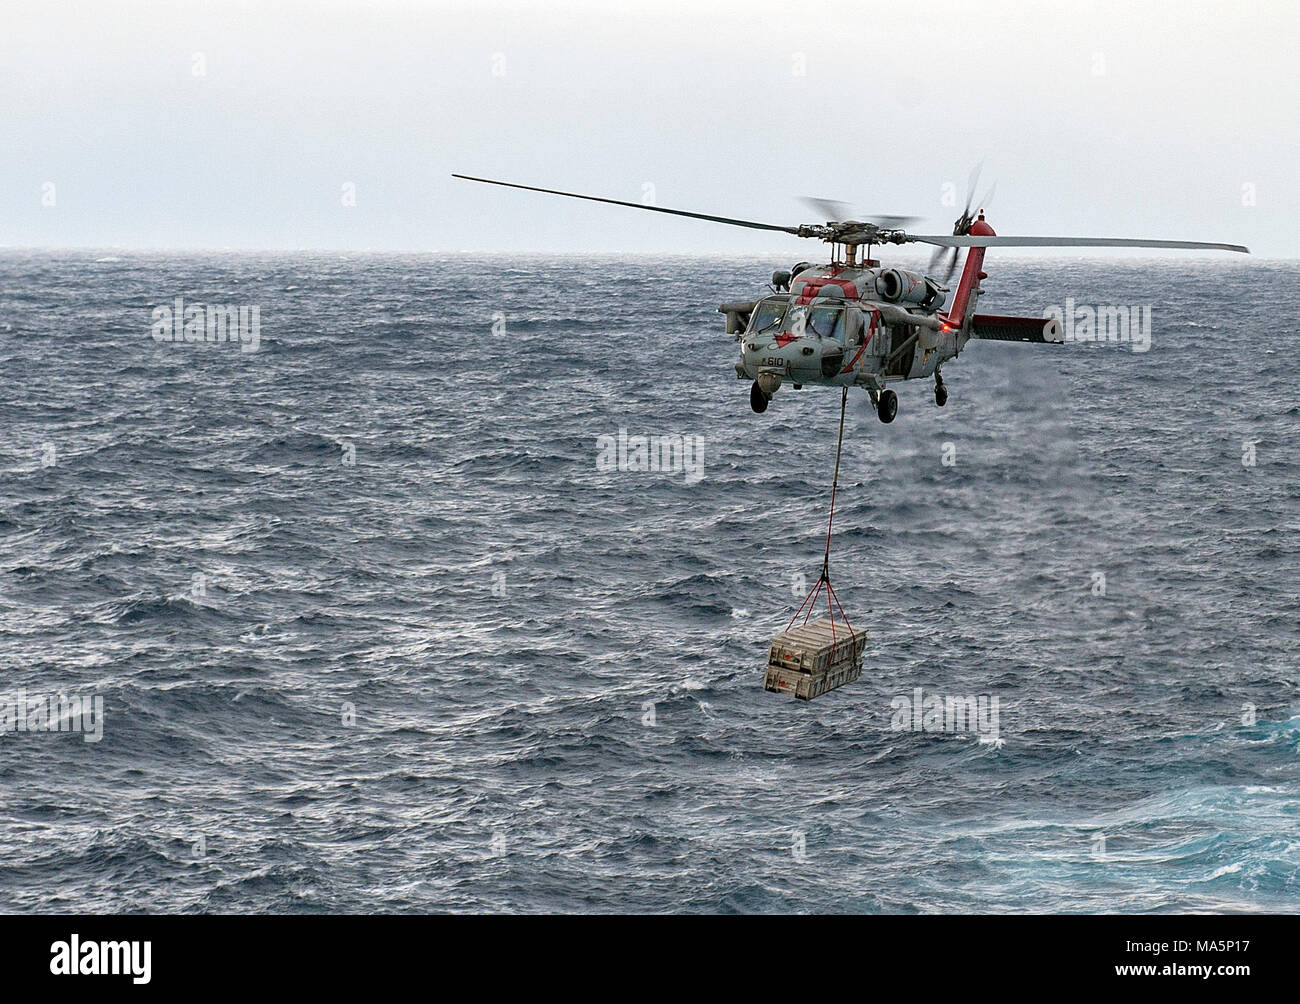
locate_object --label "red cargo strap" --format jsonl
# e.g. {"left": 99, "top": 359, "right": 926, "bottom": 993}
{"left": 786, "top": 387, "right": 854, "bottom": 643}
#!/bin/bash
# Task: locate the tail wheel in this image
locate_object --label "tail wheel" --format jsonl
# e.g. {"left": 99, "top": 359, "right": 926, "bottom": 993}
{"left": 877, "top": 388, "right": 898, "bottom": 423}
{"left": 750, "top": 381, "right": 769, "bottom": 414}
{"left": 935, "top": 385, "right": 948, "bottom": 407}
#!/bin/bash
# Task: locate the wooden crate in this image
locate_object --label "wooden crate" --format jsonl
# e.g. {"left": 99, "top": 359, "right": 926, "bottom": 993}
{"left": 763, "top": 659, "right": 862, "bottom": 701}
{"left": 763, "top": 620, "right": 867, "bottom": 701}
{"left": 768, "top": 620, "right": 867, "bottom": 674}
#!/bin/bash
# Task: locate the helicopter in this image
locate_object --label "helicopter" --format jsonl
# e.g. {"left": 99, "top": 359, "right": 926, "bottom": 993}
{"left": 452, "top": 171, "right": 1248, "bottom": 420}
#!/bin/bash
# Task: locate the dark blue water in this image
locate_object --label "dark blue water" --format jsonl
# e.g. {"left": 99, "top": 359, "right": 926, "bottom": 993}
{"left": 1, "top": 251, "right": 1296, "bottom": 913}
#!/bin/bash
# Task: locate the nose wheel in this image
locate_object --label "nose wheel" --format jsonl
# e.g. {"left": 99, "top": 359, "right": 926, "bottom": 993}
{"left": 750, "top": 380, "right": 770, "bottom": 413}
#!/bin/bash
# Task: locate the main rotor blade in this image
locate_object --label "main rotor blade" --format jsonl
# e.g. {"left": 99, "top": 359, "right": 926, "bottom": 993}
{"left": 800, "top": 196, "right": 922, "bottom": 230}
{"left": 862, "top": 213, "right": 924, "bottom": 229}
{"left": 802, "top": 196, "right": 853, "bottom": 222}
{"left": 905, "top": 234, "right": 1250, "bottom": 253}
{"left": 453, "top": 174, "right": 803, "bottom": 235}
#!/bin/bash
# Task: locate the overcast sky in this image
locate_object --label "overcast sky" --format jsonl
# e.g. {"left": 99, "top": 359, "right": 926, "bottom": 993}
{"left": 2, "top": 0, "right": 1294, "bottom": 257}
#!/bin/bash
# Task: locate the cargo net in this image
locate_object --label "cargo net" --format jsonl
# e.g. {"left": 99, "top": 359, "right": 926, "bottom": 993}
{"left": 786, "top": 387, "right": 854, "bottom": 644}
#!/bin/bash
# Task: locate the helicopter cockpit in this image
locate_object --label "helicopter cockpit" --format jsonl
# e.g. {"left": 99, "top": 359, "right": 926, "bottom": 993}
{"left": 746, "top": 298, "right": 847, "bottom": 343}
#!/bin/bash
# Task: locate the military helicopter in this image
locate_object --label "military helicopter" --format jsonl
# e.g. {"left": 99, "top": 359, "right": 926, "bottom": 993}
{"left": 453, "top": 171, "right": 1248, "bottom": 420}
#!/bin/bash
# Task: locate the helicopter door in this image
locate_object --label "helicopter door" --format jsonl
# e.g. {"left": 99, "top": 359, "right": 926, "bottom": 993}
{"left": 885, "top": 323, "right": 918, "bottom": 378}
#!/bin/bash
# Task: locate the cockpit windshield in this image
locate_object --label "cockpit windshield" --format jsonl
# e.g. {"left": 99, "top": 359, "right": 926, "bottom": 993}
{"left": 748, "top": 299, "right": 844, "bottom": 340}
{"left": 808, "top": 305, "right": 845, "bottom": 340}
{"left": 748, "top": 298, "right": 786, "bottom": 335}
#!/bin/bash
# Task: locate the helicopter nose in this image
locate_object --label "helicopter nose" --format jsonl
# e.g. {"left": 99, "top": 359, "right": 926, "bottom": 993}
{"left": 741, "top": 338, "right": 782, "bottom": 379}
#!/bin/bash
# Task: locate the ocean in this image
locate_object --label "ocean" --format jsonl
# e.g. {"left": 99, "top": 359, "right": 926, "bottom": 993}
{"left": 1, "top": 250, "right": 1296, "bottom": 913}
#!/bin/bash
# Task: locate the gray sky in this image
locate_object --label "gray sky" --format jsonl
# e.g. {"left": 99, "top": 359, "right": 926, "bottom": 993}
{"left": 2, "top": 0, "right": 1295, "bottom": 256}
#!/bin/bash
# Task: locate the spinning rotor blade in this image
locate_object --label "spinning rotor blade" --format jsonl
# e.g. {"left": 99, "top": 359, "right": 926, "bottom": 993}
{"left": 802, "top": 197, "right": 853, "bottom": 222}
{"left": 937, "top": 247, "right": 959, "bottom": 282}
{"left": 905, "top": 234, "right": 1251, "bottom": 253}
{"left": 928, "top": 244, "right": 947, "bottom": 273}
{"left": 453, "top": 174, "right": 802, "bottom": 235}
{"left": 866, "top": 213, "right": 924, "bottom": 229}
{"left": 962, "top": 162, "right": 982, "bottom": 220}
{"left": 928, "top": 242, "right": 959, "bottom": 282}
{"left": 800, "top": 196, "right": 922, "bottom": 230}
{"left": 930, "top": 163, "right": 996, "bottom": 281}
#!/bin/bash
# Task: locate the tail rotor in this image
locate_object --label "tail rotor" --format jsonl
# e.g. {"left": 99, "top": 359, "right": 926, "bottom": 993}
{"left": 930, "top": 163, "right": 997, "bottom": 282}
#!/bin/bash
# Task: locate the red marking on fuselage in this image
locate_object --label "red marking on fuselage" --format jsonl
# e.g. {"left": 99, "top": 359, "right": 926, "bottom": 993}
{"left": 839, "top": 342, "right": 867, "bottom": 374}
{"left": 839, "top": 309, "right": 880, "bottom": 374}
{"left": 795, "top": 276, "right": 860, "bottom": 305}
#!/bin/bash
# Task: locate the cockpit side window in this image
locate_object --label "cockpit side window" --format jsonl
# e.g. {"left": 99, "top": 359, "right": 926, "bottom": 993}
{"left": 808, "top": 305, "right": 844, "bottom": 340}
{"left": 748, "top": 298, "right": 787, "bottom": 335}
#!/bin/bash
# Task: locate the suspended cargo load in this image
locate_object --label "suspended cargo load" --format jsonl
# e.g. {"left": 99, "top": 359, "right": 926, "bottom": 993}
{"left": 763, "top": 619, "right": 867, "bottom": 701}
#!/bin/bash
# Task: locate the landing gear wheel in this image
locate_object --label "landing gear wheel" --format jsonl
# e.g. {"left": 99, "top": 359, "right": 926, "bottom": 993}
{"left": 877, "top": 388, "right": 898, "bottom": 423}
{"left": 935, "top": 384, "right": 948, "bottom": 407}
{"left": 750, "top": 380, "right": 769, "bottom": 414}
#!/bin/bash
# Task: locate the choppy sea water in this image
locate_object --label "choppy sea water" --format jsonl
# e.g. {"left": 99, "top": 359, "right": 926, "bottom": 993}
{"left": 0, "top": 251, "right": 1296, "bottom": 914}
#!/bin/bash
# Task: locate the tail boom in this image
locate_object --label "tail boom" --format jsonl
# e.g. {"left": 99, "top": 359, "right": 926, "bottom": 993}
{"left": 942, "top": 216, "right": 996, "bottom": 329}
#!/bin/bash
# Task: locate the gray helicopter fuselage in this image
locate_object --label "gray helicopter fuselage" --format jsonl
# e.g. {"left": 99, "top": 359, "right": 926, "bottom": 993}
{"left": 722, "top": 261, "right": 975, "bottom": 395}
